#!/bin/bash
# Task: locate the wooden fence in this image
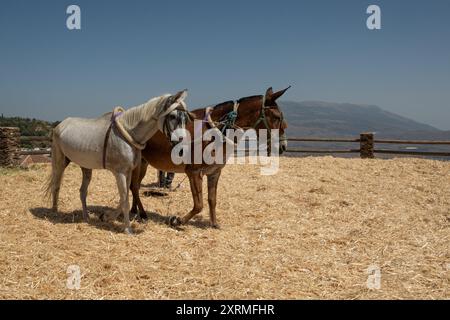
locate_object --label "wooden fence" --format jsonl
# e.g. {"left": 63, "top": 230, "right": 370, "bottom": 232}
{"left": 286, "top": 133, "right": 450, "bottom": 158}
{"left": 19, "top": 132, "right": 450, "bottom": 158}
{"left": 1, "top": 128, "right": 450, "bottom": 166}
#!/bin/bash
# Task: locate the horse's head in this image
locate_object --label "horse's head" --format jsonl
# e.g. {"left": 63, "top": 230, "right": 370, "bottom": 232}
{"left": 159, "top": 89, "right": 196, "bottom": 146}
{"left": 236, "top": 86, "right": 290, "bottom": 154}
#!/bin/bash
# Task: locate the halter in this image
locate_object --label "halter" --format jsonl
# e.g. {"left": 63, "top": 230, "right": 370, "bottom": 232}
{"left": 153, "top": 98, "right": 188, "bottom": 133}
{"left": 252, "top": 95, "right": 270, "bottom": 131}
{"left": 162, "top": 107, "right": 189, "bottom": 145}
{"left": 251, "top": 95, "right": 284, "bottom": 132}
{"left": 251, "top": 95, "right": 286, "bottom": 145}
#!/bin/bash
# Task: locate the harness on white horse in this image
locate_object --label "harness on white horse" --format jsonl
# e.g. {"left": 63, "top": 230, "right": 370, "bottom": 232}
{"left": 102, "top": 107, "right": 138, "bottom": 169}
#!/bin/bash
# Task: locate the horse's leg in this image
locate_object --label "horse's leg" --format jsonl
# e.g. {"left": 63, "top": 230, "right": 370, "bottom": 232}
{"left": 130, "top": 159, "right": 148, "bottom": 220}
{"left": 169, "top": 170, "right": 203, "bottom": 227}
{"left": 51, "top": 157, "right": 70, "bottom": 212}
{"left": 165, "top": 172, "right": 175, "bottom": 188}
{"left": 79, "top": 167, "right": 92, "bottom": 222}
{"left": 207, "top": 169, "right": 222, "bottom": 228}
{"left": 158, "top": 170, "right": 165, "bottom": 188}
{"left": 45, "top": 138, "right": 70, "bottom": 212}
{"left": 130, "top": 167, "right": 139, "bottom": 216}
{"left": 113, "top": 171, "right": 133, "bottom": 234}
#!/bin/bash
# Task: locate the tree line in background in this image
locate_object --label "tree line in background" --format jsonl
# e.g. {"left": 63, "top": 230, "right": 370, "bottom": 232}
{"left": 0, "top": 115, "right": 58, "bottom": 148}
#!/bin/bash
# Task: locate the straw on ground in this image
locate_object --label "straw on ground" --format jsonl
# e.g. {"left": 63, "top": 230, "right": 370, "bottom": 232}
{"left": 0, "top": 156, "right": 449, "bottom": 299}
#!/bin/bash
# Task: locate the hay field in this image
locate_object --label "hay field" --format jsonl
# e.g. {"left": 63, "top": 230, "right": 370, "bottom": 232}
{"left": 0, "top": 156, "right": 449, "bottom": 299}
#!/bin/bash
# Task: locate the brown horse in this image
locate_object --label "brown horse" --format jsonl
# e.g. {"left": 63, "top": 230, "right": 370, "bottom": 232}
{"left": 130, "top": 86, "right": 290, "bottom": 228}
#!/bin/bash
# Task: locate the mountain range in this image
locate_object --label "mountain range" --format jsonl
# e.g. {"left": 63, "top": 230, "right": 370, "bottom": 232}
{"left": 279, "top": 101, "right": 450, "bottom": 140}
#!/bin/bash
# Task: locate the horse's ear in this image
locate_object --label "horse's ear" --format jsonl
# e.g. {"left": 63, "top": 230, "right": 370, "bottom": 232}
{"left": 271, "top": 86, "right": 291, "bottom": 101}
{"left": 265, "top": 87, "right": 274, "bottom": 100}
{"left": 173, "top": 89, "right": 188, "bottom": 102}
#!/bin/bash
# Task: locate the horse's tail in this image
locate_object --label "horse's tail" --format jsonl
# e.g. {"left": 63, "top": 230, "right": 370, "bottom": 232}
{"left": 43, "top": 130, "right": 67, "bottom": 210}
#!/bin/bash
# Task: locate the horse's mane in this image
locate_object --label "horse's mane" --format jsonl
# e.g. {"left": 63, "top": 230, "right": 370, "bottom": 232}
{"left": 237, "top": 95, "right": 263, "bottom": 104}
{"left": 117, "top": 94, "right": 170, "bottom": 131}
{"left": 193, "top": 95, "right": 263, "bottom": 114}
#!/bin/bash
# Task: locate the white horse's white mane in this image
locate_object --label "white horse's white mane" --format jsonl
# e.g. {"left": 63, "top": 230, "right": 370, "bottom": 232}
{"left": 117, "top": 94, "right": 171, "bottom": 132}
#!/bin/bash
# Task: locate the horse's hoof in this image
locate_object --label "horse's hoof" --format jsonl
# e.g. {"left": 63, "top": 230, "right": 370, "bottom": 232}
{"left": 138, "top": 212, "right": 148, "bottom": 223}
{"left": 124, "top": 227, "right": 134, "bottom": 235}
{"left": 211, "top": 223, "right": 220, "bottom": 229}
{"left": 168, "top": 216, "right": 182, "bottom": 227}
{"left": 129, "top": 211, "right": 137, "bottom": 222}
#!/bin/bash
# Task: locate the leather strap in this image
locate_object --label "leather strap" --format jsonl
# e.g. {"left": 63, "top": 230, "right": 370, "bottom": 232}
{"left": 102, "top": 121, "right": 114, "bottom": 169}
{"left": 102, "top": 109, "right": 124, "bottom": 169}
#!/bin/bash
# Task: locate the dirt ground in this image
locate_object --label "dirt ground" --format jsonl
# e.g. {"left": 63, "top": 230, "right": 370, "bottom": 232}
{"left": 0, "top": 156, "right": 449, "bottom": 299}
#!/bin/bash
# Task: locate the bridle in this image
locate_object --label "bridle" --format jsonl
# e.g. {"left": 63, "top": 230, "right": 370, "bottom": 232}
{"left": 155, "top": 97, "right": 188, "bottom": 131}
{"left": 162, "top": 107, "right": 190, "bottom": 146}
{"left": 251, "top": 95, "right": 285, "bottom": 136}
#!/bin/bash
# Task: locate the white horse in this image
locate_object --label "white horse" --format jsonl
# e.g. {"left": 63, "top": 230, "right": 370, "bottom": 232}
{"left": 45, "top": 90, "right": 190, "bottom": 234}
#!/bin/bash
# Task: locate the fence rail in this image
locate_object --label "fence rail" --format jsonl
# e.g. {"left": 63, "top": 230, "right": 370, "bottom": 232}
{"left": 20, "top": 150, "right": 52, "bottom": 156}
{"left": 373, "top": 139, "right": 450, "bottom": 145}
{"left": 286, "top": 149, "right": 360, "bottom": 154}
{"left": 373, "top": 149, "right": 450, "bottom": 157}
{"left": 287, "top": 137, "right": 360, "bottom": 143}
{"left": 20, "top": 136, "right": 51, "bottom": 142}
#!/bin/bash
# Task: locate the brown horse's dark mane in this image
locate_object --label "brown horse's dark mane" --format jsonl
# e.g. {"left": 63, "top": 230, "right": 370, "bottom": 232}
{"left": 237, "top": 95, "right": 263, "bottom": 104}
{"left": 214, "top": 94, "right": 263, "bottom": 109}
{"left": 192, "top": 95, "right": 263, "bottom": 114}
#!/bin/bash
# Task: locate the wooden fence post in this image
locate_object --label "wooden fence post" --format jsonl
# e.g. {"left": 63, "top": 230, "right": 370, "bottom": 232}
{"left": 360, "top": 132, "right": 374, "bottom": 159}
{"left": 0, "top": 127, "right": 21, "bottom": 167}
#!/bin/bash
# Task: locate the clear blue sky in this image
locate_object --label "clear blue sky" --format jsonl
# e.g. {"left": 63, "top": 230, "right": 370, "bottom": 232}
{"left": 1, "top": 0, "right": 449, "bottom": 129}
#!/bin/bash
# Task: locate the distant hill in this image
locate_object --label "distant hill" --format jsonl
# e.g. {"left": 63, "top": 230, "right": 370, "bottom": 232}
{"left": 280, "top": 100, "right": 450, "bottom": 140}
